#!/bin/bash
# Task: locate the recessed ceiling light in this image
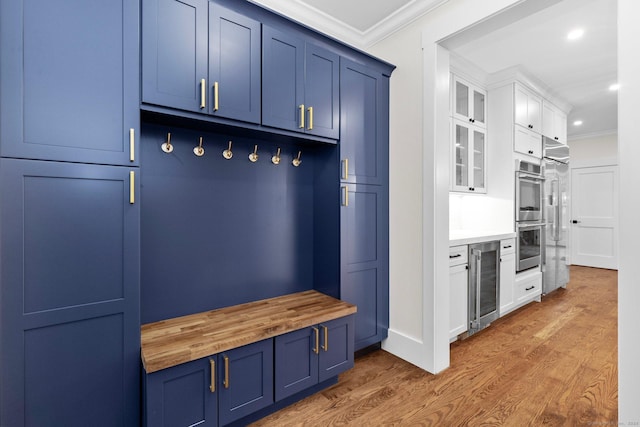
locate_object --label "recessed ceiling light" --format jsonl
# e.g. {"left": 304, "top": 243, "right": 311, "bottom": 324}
{"left": 609, "top": 83, "right": 620, "bottom": 91}
{"left": 573, "top": 120, "right": 583, "bottom": 126}
{"left": 567, "top": 28, "right": 584, "bottom": 40}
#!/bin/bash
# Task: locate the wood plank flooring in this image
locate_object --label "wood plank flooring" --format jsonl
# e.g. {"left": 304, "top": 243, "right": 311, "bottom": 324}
{"left": 251, "top": 266, "right": 617, "bottom": 426}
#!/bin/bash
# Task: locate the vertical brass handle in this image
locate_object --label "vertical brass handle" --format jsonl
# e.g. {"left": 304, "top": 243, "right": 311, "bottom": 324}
{"left": 209, "top": 359, "right": 215, "bottom": 393}
{"left": 223, "top": 355, "right": 229, "bottom": 389}
{"left": 341, "top": 186, "right": 349, "bottom": 207}
{"left": 299, "top": 104, "right": 305, "bottom": 129}
{"left": 341, "top": 159, "right": 349, "bottom": 180}
{"left": 213, "top": 81, "right": 219, "bottom": 111}
{"left": 312, "top": 327, "right": 319, "bottom": 354}
{"left": 129, "top": 171, "right": 135, "bottom": 204}
{"left": 321, "top": 325, "right": 328, "bottom": 352}
{"left": 307, "top": 106, "right": 313, "bottom": 130}
{"left": 129, "top": 128, "right": 135, "bottom": 162}
{"left": 200, "top": 78, "right": 206, "bottom": 109}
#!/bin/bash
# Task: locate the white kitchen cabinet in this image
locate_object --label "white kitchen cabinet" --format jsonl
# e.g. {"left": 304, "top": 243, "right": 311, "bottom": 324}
{"left": 542, "top": 101, "right": 567, "bottom": 144}
{"left": 449, "top": 245, "right": 468, "bottom": 341}
{"left": 499, "top": 239, "right": 516, "bottom": 316}
{"left": 514, "top": 269, "right": 542, "bottom": 307}
{"left": 452, "top": 74, "right": 486, "bottom": 129}
{"left": 514, "top": 83, "right": 542, "bottom": 134}
{"left": 514, "top": 124, "right": 542, "bottom": 158}
{"left": 451, "top": 118, "right": 487, "bottom": 193}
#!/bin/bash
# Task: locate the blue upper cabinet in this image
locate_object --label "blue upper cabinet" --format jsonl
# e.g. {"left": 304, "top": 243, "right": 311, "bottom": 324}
{"left": 142, "top": 0, "right": 261, "bottom": 124}
{"left": 340, "top": 59, "right": 390, "bottom": 185}
{"left": 262, "top": 26, "right": 339, "bottom": 139}
{"left": 0, "top": 0, "right": 139, "bottom": 166}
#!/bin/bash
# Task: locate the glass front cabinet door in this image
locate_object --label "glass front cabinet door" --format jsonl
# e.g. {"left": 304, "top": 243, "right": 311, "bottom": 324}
{"left": 452, "top": 75, "right": 486, "bottom": 129}
{"left": 451, "top": 118, "right": 486, "bottom": 193}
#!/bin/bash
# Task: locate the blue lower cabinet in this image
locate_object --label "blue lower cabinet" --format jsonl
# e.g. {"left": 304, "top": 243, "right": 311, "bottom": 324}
{"left": 144, "top": 339, "right": 273, "bottom": 427}
{"left": 275, "top": 315, "right": 354, "bottom": 401}
{"left": 218, "top": 340, "right": 274, "bottom": 425}
{"left": 145, "top": 357, "right": 218, "bottom": 427}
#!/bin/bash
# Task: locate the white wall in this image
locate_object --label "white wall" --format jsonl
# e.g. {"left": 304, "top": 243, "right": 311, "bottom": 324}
{"left": 618, "top": 0, "right": 640, "bottom": 422}
{"left": 568, "top": 132, "right": 618, "bottom": 167}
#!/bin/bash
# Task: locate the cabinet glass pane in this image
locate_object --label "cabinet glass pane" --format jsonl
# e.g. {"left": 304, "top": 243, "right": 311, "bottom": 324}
{"left": 455, "top": 124, "right": 469, "bottom": 186}
{"left": 473, "top": 90, "right": 485, "bottom": 124}
{"left": 455, "top": 81, "right": 469, "bottom": 118}
{"left": 473, "top": 130, "right": 485, "bottom": 188}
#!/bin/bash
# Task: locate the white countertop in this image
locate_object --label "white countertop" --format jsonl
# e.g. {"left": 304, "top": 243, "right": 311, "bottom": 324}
{"left": 449, "top": 230, "right": 517, "bottom": 246}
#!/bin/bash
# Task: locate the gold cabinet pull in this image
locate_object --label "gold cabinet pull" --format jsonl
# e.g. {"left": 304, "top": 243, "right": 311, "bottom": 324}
{"left": 299, "top": 104, "right": 305, "bottom": 129}
{"left": 321, "top": 325, "right": 328, "bottom": 351}
{"left": 307, "top": 106, "right": 313, "bottom": 130}
{"left": 213, "top": 81, "right": 219, "bottom": 111}
{"left": 200, "top": 78, "right": 206, "bottom": 109}
{"left": 341, "top": 186, "right": 349, "bottom": 207}
{"left": 341, "top": 159, "right": 349, "bottom": 180}
{"left": 312, "top": 327, "right": 319, "bottom": 354}
{"left": 223, "top": 355, "right": 229, "bottom": 389}
{"left": 129, "top": 171, "right": 135, "bottom": 204}
{"left": 129, "top": 128, "right": 135, "bottom": 162}
{"left": 209, "top": 359, "right": 215, "bottom": 393}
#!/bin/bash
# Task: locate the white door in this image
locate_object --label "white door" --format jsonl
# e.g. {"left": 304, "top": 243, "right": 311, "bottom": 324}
{"left": 570, "top": 166, "right": 618, "bottom": 269}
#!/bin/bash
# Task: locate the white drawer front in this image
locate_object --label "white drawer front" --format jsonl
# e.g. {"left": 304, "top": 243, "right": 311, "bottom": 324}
{"left": 449, "top": 245, "right": 468, "bottom": 266}
{"left": 500, "top": 238, "right": 515, "bottom": 255}
{"left": 515, "top": 271, "right": 542, "bottom": 303}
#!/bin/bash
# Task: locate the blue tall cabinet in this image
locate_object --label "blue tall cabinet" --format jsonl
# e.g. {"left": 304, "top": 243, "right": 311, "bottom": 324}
{"left": 0, "top": 0, "right": 140, "bottom": 425}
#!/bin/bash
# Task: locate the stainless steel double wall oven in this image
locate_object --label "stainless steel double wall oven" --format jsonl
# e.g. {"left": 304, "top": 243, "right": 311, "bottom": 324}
{"left": 515, "top": 161, "right": 544, "bottom": 272}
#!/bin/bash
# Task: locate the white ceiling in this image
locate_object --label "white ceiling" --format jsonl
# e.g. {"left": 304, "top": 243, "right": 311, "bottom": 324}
{"left": 251, "top": 0, "right": 618, "bottom": 139}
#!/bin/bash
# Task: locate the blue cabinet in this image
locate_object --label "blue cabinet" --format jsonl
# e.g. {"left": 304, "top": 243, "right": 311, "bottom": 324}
{"left": 0, "top": 159, "right": 140, "bottom": 426}
{"left": 142, "top": 0, "right": 261, "bottom": 123}
{"left": 144, "top": 340, "right": 273, "bottom": 427}
{"left": 262, "top": 26, "right": 339, "bottom": 139}
{"left": 0, "top": 0, "right": 139, "bottom": 166}
{"left": 340, "top": 184, "right": 389, "bottom": 351}
{"left": 339, "top": 59, "right": 390, "bottom": 186}
{"left": 274, "top": 315, "right": 354, "bottom": 401}
{"left": 145, "top": 357, "right": 218, "bottom": 427}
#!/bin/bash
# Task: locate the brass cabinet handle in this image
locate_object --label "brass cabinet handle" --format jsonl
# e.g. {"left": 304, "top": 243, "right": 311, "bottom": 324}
{"left": 299, "top": 104, "right": 305, "bottom": 129}
{"left": 223, "top": 355, "right": 229, "bottom": 389}
{"left": 312, "top": 327, "right": 319, "bottom": 354}
{"left": 321, "top": 325, "right": 328, "bottom": 352}
{"left": 200, "top": 78, "right": 206, "bottom": 109}
{"left": 213, "top": 81, "right": 219, "bottom": 111}
{"left": 341, "top": 186, "right": 349, "bottom": 207}
{"left": 341, "top": 159, "right": 349, "bottom": 180}
{"left": 129, "top": 128, "right": 135, "bottom": 162}
{"left": 307, "top": 106, "right": 313, "bottom": 130}
{"left": 209, "top": 359, "right": 215, "bottom": 393}
{"left": 129, "top": 171, "right": 135, "bottom": 204}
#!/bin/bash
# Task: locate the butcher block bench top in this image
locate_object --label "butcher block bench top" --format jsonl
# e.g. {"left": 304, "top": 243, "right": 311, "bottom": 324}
{"left": 141, "top": 290, "right": 357, "bottom": 373}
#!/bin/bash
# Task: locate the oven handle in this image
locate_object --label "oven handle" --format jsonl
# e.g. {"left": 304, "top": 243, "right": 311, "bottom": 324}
{"left": 517, "top": 223, "right": 546, "bottom": 231}
{"left": 517, "top": 171, "right": 544, "bottom": 181}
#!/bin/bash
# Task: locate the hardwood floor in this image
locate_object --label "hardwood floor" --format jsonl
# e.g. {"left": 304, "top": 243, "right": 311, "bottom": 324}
{"left": 251, "top": 266, "right": 617, "bottom": 426}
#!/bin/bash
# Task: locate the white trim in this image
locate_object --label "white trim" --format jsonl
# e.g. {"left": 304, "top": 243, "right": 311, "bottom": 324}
{"left": 568, "top": 129, "right": 618, "bottom": 141}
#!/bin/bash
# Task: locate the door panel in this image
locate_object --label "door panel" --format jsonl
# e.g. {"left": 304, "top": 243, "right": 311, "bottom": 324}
{"left": 304, "top": 45, "right": 339, "bottom": 139}
{"left": 571, "top": 166, "right": 618, "bottom": 269}
{"left": 274, "top": 328, "right": 317, "bottom": 401}
{"left": 318, "top": 316, "right": 354, "bottom": 382}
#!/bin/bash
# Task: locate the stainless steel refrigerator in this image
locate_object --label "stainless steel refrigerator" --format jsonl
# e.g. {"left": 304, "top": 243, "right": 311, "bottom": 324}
{"left": 542, "top": 137, "right": 570, "bottom": 294}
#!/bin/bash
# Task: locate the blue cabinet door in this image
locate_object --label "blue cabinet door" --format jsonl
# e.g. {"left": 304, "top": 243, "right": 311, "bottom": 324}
{"left": 142, "top": 0, "right": 208, "bottom": 113}
{"left": 262, "top": 26, "right": 339, "bottom": 139}
{"left": 340, "top": 59, "right": 390, "bottom": 185}
{"left": 262, "top": 26, "right": 305, "bottom": 132}
{"left": 145, "top": 357, "right": 218, "bottom": 427}
{"left": 209, "top": 3, "right": 261, "bottom": 124}
{"left": 340, "top": 184, "right": 389, "bottom": 351}
{"left": 274, "top": 327, "right": 318, "bottom": 401}
{"left": 0, "top": 159, "right": 140, "bottom": 426}
{"left": 218, "top": 340, "right": 274, "bottom": 425}
{"left": 318, "top": 316, "right": 355, "bottom": 382}
{"left": 0, "top": 0, "right": 139, "bottom": 166}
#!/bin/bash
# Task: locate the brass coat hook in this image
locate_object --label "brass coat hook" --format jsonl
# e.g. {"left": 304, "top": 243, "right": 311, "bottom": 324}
{"left": 292, "top": 151, "right": 302, "bottom": 167}
{"left": 249, "top": 144, "right": 259, "bottom": 163}
{"left": 223, "top": 141, "right": 233, "bottom": 159}
{"left": 193, "top": 136, "right": 205, "bottom": 157}
{"left": 161, "top": 132, "right": 173, "bottom": 153}
{"left": 271, "top": 148, "right": 281, "bottom": 165}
